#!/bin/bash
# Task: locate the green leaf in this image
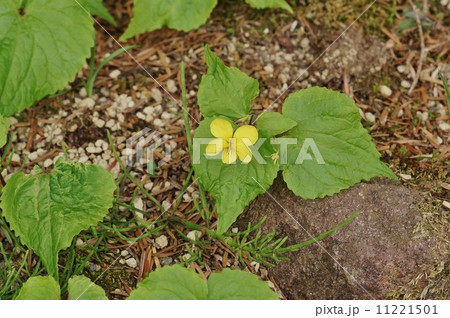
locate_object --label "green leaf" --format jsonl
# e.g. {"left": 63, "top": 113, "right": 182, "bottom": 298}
{"left": 256, "top": 111, "right": 297, "bottom": 136}
{"left": 245, "top": 0, "right": 293, "bottom": 13}
{"left": 15, "top": 276, "right": 60, "bottom": 300}
{"left": 0, "top": 0, "right": 94, "bottom": 116}
{"left": 281, "top": 87, "right": 396, "bottom": 199}
{"left": 127, "top": 265, "right": 278, "bottom": 300}
{"left": 128, "top": 265, "right": 208, "bottom": 300}
{"left": 121, "top": 0, "right": 217, "bottom": 40}
{"left": 193, "top": 117, "right": 278, "bottom": 233}
{"left": 439, "top": 71, "right": 450, "bottom": 114}
{"left": 208, "top": 268, "right": 278, "bottom": 299}
{"left": 68, "top": 275, "right": 108, "bottom": 300}
{"left": 0, "top": 159, "right": 116, "bottom": 278}
{"left": 197, "top": 46, "right": 259, "bottom": 120}
{"left": 79, "top": 0, "right": 117, "bottom": 26}
{"left": 0, "top": 114, "right": 9, "bottom": 148}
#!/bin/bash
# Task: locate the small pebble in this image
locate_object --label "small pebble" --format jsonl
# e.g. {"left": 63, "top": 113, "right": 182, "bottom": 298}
{"left": 162, "top": 200, "right": 171, "bottom": 211}
{"left": 43, "top": 158, "right": 53, "bottom": 168}
{"left": 379, "top": 85, "right": 392, "bottom": 98}
{"left": 79, "top": 87, "right": 87, "bottom": 98}
{"left": 155, "top": 235, "right": 168, "bottom": 249}
{"left": 151, "top": 88, "right": 162, "bottom": 103}
{"left": 154, "top": 119, "right": 164, "bottom": 127}
{"left": 79, "top": 156, "right": 89, "bottom": 163}
{"left": 399, "top": 173, "right": 412, "bottom": 180}
{"left": 28, "top": 152, "right": 38, "bottom": 161}
{"left": 167, "top": 79, "right": 177, "bottom": 93}
{"left": 187, "top": 230, "right": 202, "bottom": 241}
{"left": 397, "top": 65, "right": 407, "bottom": 73}
{"left": 135, "top": 211, "right": 144, "bottom": 219}
{"left": 438, "top": 122, "right": 450, "bottom": 131}
{"left": 86, "top": 146, "right": 102, "bottom": 154}
{"left": 264, "top": 64, "right": 274, "bottom": 73}
{"left": 401, "top": 80, "right": 411, "bottom": 88}
{"left": 134, "top": 197, "right": 144, "bottom": 211}
{"left": 160, "top": 257, "right": 173, "bottom": 266}
{"left": 125, "top": 258, "right": 137, "bottom": 268}
{"left": 93, "top": 118, "right": 105, "bottom": 128}
{"left": 365, "top": 112, "right": 376, "bottom": 123}
{"left": 300, "top": 38, "right": 310, "bottom": 49}
{"left": 80, "top": 98, "right": 95, "bottom": 108}
{"left": 121, "top": 250, "right": 129, "bottom": 257}
{"left": 109, "top": 69, "right": 121, "bottom": 79}
{"left": 12, "top": 153, "right": 20, "bottom": 163}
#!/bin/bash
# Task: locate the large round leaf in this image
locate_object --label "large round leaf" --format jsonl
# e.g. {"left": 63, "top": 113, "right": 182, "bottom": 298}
{"left": 207, "top": 269, "right": 278, "bottom": 300}
{"left": 127, "top": 265, "right": 278, "bottom": 300}
{"left": 121, "top": 0, "right": 217, "bottom": 40}
{"left": 281, "top": 87, "right": 396, "bottom": 199}
{"left": 0, "top": 114, "right": 9, "bottom": 147}
{"left": 68, "top": 275, "right": 108, "bottom": 300}
{"left": 0, "top": 0, "right": 94, "bottom": 116}
{"left": 15, "top": 276, "right": 60, "bottom": 300}
{"left": 128, "top": 265, "right": 208, "bottom": 300}
{"left": 244, "top": 0, "right": 293, "bottom": 13}
{"left": 0, "top": 159, "right": 116, "bottom": 278}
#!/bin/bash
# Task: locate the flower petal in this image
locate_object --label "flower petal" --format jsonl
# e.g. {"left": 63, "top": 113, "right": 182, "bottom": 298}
{"left": 222, "top": 140, "right": 237, "bottom": 164}
{"left": 210, "top": 118, "right": 233, "bottom": 140}
{"left": 236, "top": 139, "right": 253, "bottom": 164}
{"left": 205, "top": 138, "right": 224, "bottom": 156}
{"left": 233, "top": 125, "right": 258, "bottom": 145}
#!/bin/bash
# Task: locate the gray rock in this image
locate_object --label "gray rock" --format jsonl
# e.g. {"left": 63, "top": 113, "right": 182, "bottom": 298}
{"left": 237, "top": 177, "right": 444, "bottom": 299}
{"left": 160, "top": 257, "right": 173, "bottom": 266}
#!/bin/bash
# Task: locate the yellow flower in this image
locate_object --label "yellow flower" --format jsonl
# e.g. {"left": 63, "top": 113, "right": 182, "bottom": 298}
{"left": 205, "top": 118, "right": 258, "bottom": 164}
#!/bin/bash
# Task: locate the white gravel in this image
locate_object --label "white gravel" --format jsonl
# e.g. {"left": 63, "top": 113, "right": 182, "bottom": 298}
{"left": 155, "top": 235, "right": 168, "bottom": 249}
{"left": 125, "top": 258, "right": 137, "bottom": 268}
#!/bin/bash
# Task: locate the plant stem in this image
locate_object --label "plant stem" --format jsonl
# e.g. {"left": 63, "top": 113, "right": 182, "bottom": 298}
{"left": 86, "top": 30, "right": 97, "bottom": 97}
{"left": 439, "top": 71, "right": 450, "bottom": 114}
{"left": 179, "top": 62, "right": 193, "bottom": 155}
{"left": 86, "top": 39, "right": 137, "bottom": 97}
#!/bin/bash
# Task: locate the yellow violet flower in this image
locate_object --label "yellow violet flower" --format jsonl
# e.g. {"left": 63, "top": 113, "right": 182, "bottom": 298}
{"left": 205, "top": 118, "right": 258, "bottom": 164}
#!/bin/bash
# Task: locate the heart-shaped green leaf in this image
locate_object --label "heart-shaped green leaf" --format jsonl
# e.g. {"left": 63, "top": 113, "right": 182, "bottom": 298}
{"left": 128, "top": 265, "right": 208, "bottom": 300}
{"left": 68, "top": 275, "right": 108, "bottom": 300}
{"left": 128, "top": 265, "right": 278, "bottom": 300}
{"left": 244, "top": 0, "right": 293, "bottom": 13}
{"left": 207, "top": 268, "right": 279, "bottom": 299}
{"left": 0, "top": 159, "right": 116, "bottom": 278}
{"left": 282, "top": 87, "right": 397, "bottom": 199}
{"left": 197, "top": 46, "right": 259, "bottom": 120}
{"left": 0, "top": 114, "right": 9, "bottom": 148}
{"left": 121, "top": 0, "right": 217, "bottom": 40}
{"left": 15, "top": 276, "right": 60, "bottom": 300}
{"left": 0, "top": 0, "right": 94, "bottom": 116}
